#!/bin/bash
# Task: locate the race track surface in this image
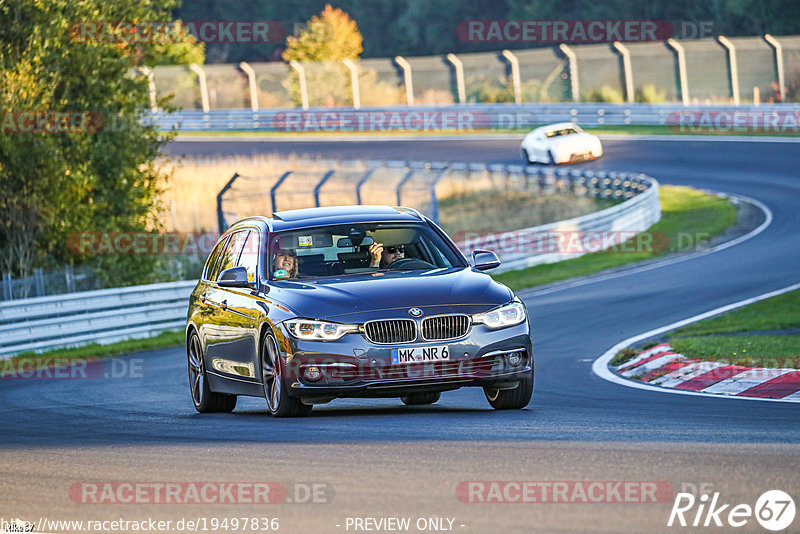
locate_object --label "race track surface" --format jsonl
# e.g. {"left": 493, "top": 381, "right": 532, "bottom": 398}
{"left": 2, "top": 137, "right": 798, "bottom": 533}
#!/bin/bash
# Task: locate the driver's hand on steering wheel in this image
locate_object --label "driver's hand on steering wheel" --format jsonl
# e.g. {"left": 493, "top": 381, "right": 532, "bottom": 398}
{"left": 368, "top": 242, "right": 383, "bottom": 267}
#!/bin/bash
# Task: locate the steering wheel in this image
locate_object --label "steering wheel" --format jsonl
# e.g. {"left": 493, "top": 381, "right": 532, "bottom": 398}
{"left": 386, "top": 257, "right": 435, "bottom": 270}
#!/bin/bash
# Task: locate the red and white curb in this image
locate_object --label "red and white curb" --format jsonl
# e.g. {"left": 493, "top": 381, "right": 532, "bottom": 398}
{"left": 615, "top": 343, "right": 800, "bottom": 400}
{"left": 593, "top": 282, "right": 800, "bottom": 403}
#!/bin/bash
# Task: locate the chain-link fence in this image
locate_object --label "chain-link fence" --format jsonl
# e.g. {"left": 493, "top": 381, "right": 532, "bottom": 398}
{"left": 151, "top": 35, "right": 799, "bottom": 109}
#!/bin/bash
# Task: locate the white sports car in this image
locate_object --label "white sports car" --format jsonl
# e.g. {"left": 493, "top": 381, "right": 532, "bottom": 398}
{"left": 520, "top": 123, "right": 603, "bottom": 165}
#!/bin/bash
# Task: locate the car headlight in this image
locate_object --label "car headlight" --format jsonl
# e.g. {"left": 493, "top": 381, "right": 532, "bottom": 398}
{"left": 472, "top": 300, "right": 527, "bottom": 329}
{"left": 285, "top": 319, "right": 359, "bottom": 341}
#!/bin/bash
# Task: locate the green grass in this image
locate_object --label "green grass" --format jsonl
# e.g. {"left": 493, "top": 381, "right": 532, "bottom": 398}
{"left": 3, "top": 329, "right": 184, "bottom": 374}
{"left": 669, "top": 335, "right": 800, "bottom": 369}
{"left": 670, "top": 289, "right": 800, "bottom": 336}
{"left": 493, "top": 185, "right": 738, "bottom": 291}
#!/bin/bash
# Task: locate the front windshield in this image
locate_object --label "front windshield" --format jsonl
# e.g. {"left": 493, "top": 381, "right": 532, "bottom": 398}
{"left": 545, "top": 127, "right": 580, "bottom": 138}
{"left": 268, "top": 222, "right": 466, "bottom": 280}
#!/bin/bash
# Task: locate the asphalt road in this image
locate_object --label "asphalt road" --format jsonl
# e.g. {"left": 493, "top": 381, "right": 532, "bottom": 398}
{"left": 2, "top": 137, "right": 799, "bottom": 533}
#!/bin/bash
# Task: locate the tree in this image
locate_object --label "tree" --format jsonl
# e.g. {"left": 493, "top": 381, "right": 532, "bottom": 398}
{"left": 281, "top": 5, "right": 363, "bottom": 107}
{"left": 0, "top": 0, "right": 202, "bottom": 286}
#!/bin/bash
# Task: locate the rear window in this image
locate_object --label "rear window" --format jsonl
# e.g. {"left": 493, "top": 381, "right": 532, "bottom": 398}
{"left": 545, "top": 127, "right": 579, "bottom": 138}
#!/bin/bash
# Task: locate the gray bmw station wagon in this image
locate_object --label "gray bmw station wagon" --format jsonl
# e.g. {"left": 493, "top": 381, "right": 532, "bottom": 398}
{"left": 186, "top": 205, "right": 533, "bottom": 417}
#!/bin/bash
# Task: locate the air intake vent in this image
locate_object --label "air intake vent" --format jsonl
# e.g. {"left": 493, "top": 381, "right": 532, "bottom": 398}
{"left": 421, "top": 315, "right": 470, "bottom": 341}
{"left": 363, "top": 319, "right": 417, "bottom": 344}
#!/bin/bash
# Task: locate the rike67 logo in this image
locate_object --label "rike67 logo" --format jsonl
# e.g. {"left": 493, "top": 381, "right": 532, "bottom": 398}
{"left": 668, "top": 489, "right": 795, "bottom": 531}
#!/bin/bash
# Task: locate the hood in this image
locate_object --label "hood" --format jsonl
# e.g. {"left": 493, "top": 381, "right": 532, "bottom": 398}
{"left": 267, "top": 267, "right": 513, "bottom": 322}
{"left": 554, "top": 132, "right": 597, "bottom": 150}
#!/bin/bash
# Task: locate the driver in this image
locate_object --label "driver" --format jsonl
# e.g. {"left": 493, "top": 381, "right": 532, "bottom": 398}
{"left": 273, "top": 248, "right": 298, "bottom": 279}
{"left": 368, "top": 242, "right": 405, "bottom": 268}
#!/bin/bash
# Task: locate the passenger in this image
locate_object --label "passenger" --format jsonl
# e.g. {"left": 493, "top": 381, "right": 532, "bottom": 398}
{"left": 273, "top": 248, "right": 298, "bottom": 279}
{"left": 368, "top": 242, "right": 405, "bottom": 268}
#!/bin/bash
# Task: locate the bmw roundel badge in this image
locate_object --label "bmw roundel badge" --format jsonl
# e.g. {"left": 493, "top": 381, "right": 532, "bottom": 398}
{"left": 408, "top": 308, "right": 423, "bottom": 317}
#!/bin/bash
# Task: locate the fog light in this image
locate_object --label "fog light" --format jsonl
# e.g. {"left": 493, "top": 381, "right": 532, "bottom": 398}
{"left": 304, "top": 366, "right": 322, "bottom": 381}
{"left": 506, "top": 352, "right": 523, "bottom": 366}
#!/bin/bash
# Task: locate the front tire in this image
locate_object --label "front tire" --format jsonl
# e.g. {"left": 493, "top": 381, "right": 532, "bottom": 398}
{"left": 401, "top": 392, "right": 441, "bottom": 405}
{"left": 187, "top": 331, "right": 236, "bottom": 413}
{"left": 522, "top": 148, "right": 532, "bottom": 164}
{"left": 484, "top": 369, "right": 533, "bottom": 410}
{"left": 262, "top": 330, "right": 312, "bottom": 417}
{"left": 547, "top": 150, "right": 556, "bottom": 165}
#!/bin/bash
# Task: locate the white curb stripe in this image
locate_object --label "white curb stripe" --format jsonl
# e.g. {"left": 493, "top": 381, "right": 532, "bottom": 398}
{"left": 593, "top": 281, "right": 800, "bottom": 403}
{"left": 620, "top": 353, "right": 681, "bottom": 377}
{"left": 616, "top": 343, "right": 671, "bottom": 370}
{"left": 703, "top": 369, "right": 796, "bottom": 396}
{"left": 652, "top": 361, "right": 724, "bottom": 388}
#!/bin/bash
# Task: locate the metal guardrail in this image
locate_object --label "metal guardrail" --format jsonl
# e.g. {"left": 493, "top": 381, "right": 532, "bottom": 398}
{"left": 0, "top": 281, "right": 196, "bottom": 358}
{"left": 152, "top": 103, "right": 800, "bottom": 132}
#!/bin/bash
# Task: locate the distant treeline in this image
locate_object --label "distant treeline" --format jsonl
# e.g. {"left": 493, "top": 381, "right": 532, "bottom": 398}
{"left": 175, "top": 0, "right": 800, "bottom": 63}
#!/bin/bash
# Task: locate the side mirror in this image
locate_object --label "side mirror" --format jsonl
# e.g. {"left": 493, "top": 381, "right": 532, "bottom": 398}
{"left": 217, "top": 266, "right": 251, "bottom": 288}
{"left": 472, "top": 250, "right": 501, "bottom": 271}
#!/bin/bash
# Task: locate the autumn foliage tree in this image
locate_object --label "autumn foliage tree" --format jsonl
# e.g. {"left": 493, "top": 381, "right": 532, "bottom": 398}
{"left": 282, "top": 5, "right": 363, "bottom": 107}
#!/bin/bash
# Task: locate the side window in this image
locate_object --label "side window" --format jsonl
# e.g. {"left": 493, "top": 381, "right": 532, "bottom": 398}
{"left": 203, "top": 235, "right": 229, "bottom": 281}
{"left": 216, "top": 231, "right": 248, "bottom": 279}
{"left": 237, "top": 230, "right": 260, "bottom": 283}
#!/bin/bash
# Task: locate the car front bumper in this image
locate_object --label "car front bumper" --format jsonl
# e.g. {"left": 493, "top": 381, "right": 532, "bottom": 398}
{"left": 276, "top": 321, "right": 533, "bottom": 400}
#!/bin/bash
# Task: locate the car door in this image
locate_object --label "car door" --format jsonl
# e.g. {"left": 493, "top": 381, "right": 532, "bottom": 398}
{"left": 208, "top": 229, "right": 264, "bottom": 382}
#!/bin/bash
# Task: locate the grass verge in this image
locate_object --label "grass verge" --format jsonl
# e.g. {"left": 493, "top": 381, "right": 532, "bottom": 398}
{"left": 663, "top": 288, "right": 800, "bottom": 369}
{"left": 493, "top": 185, "right": 737, "bottom": 291}
{"left": 2, "top": 329, "right": 184, "bottom": 374}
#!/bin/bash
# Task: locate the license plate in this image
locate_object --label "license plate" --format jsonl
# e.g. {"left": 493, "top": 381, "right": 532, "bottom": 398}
{"left": 391, "top": 345, "right": 450, "bottom": 364}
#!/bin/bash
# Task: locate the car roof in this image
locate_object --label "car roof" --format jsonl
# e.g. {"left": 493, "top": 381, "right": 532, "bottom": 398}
{"left": 229, "top": 205, "right": 425, "bottom": 232}
{"left": 532, "top": 122, "right": 581, "bottom": 135}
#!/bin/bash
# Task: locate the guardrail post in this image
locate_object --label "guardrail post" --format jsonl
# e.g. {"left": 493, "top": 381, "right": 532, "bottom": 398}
{"left": 717, "top": 36, "right": 740, "bottom": 105}
{"left": 216, "top": 173, "right": 240, "bottom": 233}
{"left": 394, "top": 56, "right": 414, "bottom": 105}
{"left": 611, "top": 42, "right": 634, "bottom": 103}
{"left": 239, "top": 62, "right": 259, "bottom": 112}
{"left": 356, "top": 168, "right": 376, "bottom": 205}
{"left": 138, "top": 67, "right": 158, "bottom": 112}
{"left": 558, "top": 44, "right": 580, "bottom": 102}
{"left": 314, "top": 170, "right": 336, "bottom": 207}
{"left": 666, "top": 39, "right": 689, "bottom": 105}
{"left": 342, "top": 59, "right": 361, "bottom": 109}
{"left": 289, "top": 61, "right": 310, "bottom": 110}
{"left": 396, "top": 167, "right": 416, "bottom": 205}
{"left": 501, "top": 50, "right": 522, "bottom": 104}
{"left": 764, "top": 34, "right": 786, "bottom": 102}
{"left": 189, "top": 64, "right": 210, "bottom": 112}
{"left": 428, "top": 167, "right": 451, "bottom": 225}
{"left": 270, "top": 171, "right": 293, "bottom": 214}
{"left": 2, "top": 273, "right": 11, "bottom": 300}
{"left": 446, "top": 53, "right": 466, "bottom": 104}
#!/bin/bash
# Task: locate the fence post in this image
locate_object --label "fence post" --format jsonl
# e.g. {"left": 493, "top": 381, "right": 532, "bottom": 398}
{"left": 65, "top": 264, "right": 75, "bottom": 293}
{"left": 314, "top": 170, "right": 336, "bottom": 207}
{"left": 138, "top": 67, "right": 158, "bottom": 112}
{"left": 501, "top": 50, "right": 522, "bottom": 104}
{"left": 216, "top": 173, "right": 240, "bottom": 233}
{"left": 446, "top": 53, "right": 466, "bottom": 104}
{"left": 2, "top": 273, "right": 11, "bottom": 300}
{"left": 666, "top": 39, "right": 690, "bottom": 105}
{"left": 189, "top": 64, "right": 210, "bottom": 112}
{"left": 763, "top": 34, "right": 786, "bottom": 102}
{"left": 34, "top": 268, "right": 45, "bottom": 297}
{"left": 394, "top": 56, "right": 414, "bottom": 105}
{"left": 428, "top": 168, "right": 451, "bottom": 225}
{"left": 342, "top": 59, "right": 361, "bottom": 109}
{"left": 558, "top": 44, "right": 580, "bottom": 102}
{"left": 289, "top": 61, "right": 309, "bottom": 110}
{"left": 396, "top": 167, "right": 416, "bottom": 205}
{"left": 717, "top": 36, "right": 740, "bottom": 105}
{"left": 356, "top": 168, "right": 376, "bottom": 205}
{"left": 239, "top": 62, "right": 259, "bottom": 111}
{"left": 270, "top": 171, "right": 293, "bottom": 214}
{"left": 611, "top": 41, "right": 634, "bottom": 103}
